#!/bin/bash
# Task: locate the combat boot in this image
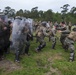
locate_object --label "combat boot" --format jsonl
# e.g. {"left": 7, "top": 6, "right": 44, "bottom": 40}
{"left": 41, "top": 42, "right": 46, "bottom": 49}
{"left": 15, "top": 50, "right": 20, "bottom": 63}
{"left": 35, "top": 45, "right": 42, "bottom": 52}
{"left": 51, "top": 42, "right": 56, "bottom": 49}
{"left": 69, "top": 53, "right": 75, "bottom": 62}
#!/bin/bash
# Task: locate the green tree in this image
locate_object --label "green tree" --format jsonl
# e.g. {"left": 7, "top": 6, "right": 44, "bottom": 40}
{"left": 44, "top": 9, "right": 53, "bottom": 21}
{"left": 60, "top": 4, "right": 70, "bottom": 21}
{"left": 23, "top": 10, "right": 31, "bottom": 18}
{"left": 70, "top": 7, "right": 76, "bottom": 14}
{"left": 53, "top": 12, "right": 62, "bottom": 22}
{"left": 61, "top": 4, "right": 70, "bottom": 14}
{"left": 38, "top": 10, "right": 44, "bottom": 21}
{"left": 31, "top": 7, "right": 39, "bottom": 19}
{"left": 16, "top": 9, "right": 23, "bottom": 16}
{"left": 69, "top": 7, "right": 76, "bottom": 24}
{"left": 3, "top": 6, "right": 15, "bottom": 17}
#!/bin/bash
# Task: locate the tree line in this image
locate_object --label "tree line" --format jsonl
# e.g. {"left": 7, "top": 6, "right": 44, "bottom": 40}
{"left": 0, "top": 4, "right": 76, "bottom": 24}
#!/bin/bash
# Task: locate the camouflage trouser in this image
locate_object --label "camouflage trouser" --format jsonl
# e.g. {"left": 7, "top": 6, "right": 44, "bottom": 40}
{"left": 24, "top": 40, "right": 30, "bottom": 55}
{"left": 60, "top": 35, "right": 66, "bottom": 47}
{"left": 50, "top": 36, "right": 56, "bottom": 49}
{"left": 36, "top": 37, "right": 46, "bottom": 52}
{"left": 0, "top": 39, "right": 5, "bottom": 59}
{"left": 64, "top": 37, "right": 75, "bottom": 61}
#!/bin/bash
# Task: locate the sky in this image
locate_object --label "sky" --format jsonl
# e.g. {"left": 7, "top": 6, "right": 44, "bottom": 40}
{"left": 0, "top": 0, "right": 76, "bottom": 13}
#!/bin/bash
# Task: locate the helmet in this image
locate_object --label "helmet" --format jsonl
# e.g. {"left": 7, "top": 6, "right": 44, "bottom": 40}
{"left": 42, "top": 21, "right": 47, "bottom": 27}
{"left": 71, "top": 25, "right": 76, "bottom": 31}
{"left": 0, "top": 13, "right": 8, "bottom": 22}
{"left": 72, "top": 27, "right": 76, "bottom": 31}
{"left": 15, "top": 16, "right": 22, "bottom": 20}
{"left": 62, "top": 21, "right": 65, "bottom": 24}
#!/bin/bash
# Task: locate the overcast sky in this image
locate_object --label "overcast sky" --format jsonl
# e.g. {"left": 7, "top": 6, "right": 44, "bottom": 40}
{"left": 0, "top": 0, "right": 76, "bottom": 12}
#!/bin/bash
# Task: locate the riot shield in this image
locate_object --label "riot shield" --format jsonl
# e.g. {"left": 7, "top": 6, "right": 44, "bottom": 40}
{"left": 12, "top": 19, "right": 22, "bottom": 40}
{"left": 10, "top": 18, "right": 22, "bottom": 51}
{"left": 26, "top": 18, "right": 33, "bottom": 34}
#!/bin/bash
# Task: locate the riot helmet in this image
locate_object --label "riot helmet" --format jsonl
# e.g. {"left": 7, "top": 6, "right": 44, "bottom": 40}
{"left": 72, "top": 27, "right": 76, "bottom": 31}
{"left": 41, "top": 21, "right": 47, "bottom": 27}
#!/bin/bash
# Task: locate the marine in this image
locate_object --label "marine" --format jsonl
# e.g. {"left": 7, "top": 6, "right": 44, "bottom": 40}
{"left": 35, "top": 22, "right": 49, "bottom": 52}
{"left": 48, "top": 26, "right": 56, "bottom": 49}
{"left": 64, "top": 27, "right": 76, "bottom": 62}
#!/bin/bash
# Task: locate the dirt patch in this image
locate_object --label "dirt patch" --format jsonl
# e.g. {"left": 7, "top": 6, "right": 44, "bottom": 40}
{"left": 48, "top": 53, "right": 62, "bottom": 62}
{"left": 49, "top": 67, "right": 61, "bottom": 75}
{"left": 0, "top": 60, "right": 22, "bottom": 73}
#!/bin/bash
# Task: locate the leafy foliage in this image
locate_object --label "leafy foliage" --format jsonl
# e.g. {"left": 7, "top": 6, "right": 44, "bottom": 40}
{"left": 1, "top": 4, "right": 76, "bottom": 24}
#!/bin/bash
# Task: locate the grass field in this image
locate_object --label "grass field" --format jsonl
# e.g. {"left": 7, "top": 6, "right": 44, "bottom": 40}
{"left": 0, "top": 37, "right": 76, "bottom": 75}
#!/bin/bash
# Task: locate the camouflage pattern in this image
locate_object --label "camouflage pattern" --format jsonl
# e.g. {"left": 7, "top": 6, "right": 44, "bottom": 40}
{"left": 35, "top": 23, "right": 49, "bottom": 52}
{"left": 64, "top": 30, "right": 76, "bottom": 61}
{"left": 48, "top": 26, "right": 56, "bottom": 49}
{"left": 68, "top": 22, "right": 72, "bottom": 31}
{"left": 60, "top": 30, "right": 70, "bottom": 47}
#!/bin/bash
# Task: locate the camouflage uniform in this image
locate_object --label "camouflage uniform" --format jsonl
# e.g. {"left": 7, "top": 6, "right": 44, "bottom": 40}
{"left": 35, "top": 23, "right": 49, "bottom": 52}
{"left": 59, "top": 22, "right": 69, "bottom": 47}
{"left": 48, "top": 26, "right": 56, "bottom": 49}
{"left": 60, "top": 30, "right": 70, "bottom": 48}
{"left": 0, "top": 21, "right": 5, "bottom": 60}
{"left": 0, "top": 16, "right": 10, "bottom": 60}
{"left": 3, "top": 22, "right": 11, "bottom": 54}
{"left": 64, "top": 28, "right": 76, "bottom": 61}
{"left": 68, "top": 22, "right": 72, "bottom": 31}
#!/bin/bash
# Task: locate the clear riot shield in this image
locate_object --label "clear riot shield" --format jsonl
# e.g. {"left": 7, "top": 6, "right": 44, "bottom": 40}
{"left": 12, "top": 19, "right": 22, "bottom": 40}
{"left": 10, "top": 18, "right": 22, "bottom": 52}
{"left": 26, "top": 18, "right": 33, "bottom": 34}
